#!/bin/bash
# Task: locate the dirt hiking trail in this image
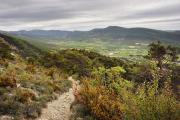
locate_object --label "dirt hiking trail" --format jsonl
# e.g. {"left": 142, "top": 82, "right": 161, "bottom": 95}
{"left": 37, "top": 77, "right": 78, "bottom": 120}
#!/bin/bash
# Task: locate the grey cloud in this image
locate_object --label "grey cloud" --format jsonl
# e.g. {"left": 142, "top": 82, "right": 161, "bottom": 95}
{"left": 0, "top": 7, "right": 77, "bottom": 21}
{"left": 0, "top": 0, "right": 180, "bottom": 30}
{"left": 0, "top": 0, "right": 107, "bottom": 22}
{"left": 132, "top": 4, "right": 180, "bottom": 19}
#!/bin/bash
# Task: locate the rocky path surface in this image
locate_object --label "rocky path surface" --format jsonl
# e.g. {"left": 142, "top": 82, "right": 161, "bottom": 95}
{"left": 36, "top": 77, "right": 77, "bottom": 120}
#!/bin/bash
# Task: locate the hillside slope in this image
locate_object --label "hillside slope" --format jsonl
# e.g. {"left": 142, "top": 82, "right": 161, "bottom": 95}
{"left": 0, "top": 33, "right": 44, "bottom": 58}
{"left": 0, "top": 34, "right": 72, "bottom": 120}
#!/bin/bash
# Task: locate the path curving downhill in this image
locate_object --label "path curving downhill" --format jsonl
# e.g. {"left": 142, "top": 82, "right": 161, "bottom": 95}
{"left": 36, "top": 77, "right": 77, "bottom": 120}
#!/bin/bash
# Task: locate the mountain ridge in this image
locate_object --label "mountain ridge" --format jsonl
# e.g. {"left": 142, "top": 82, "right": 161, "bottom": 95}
{"left": 2, "top": 26, "right": 180, "bottom": 44}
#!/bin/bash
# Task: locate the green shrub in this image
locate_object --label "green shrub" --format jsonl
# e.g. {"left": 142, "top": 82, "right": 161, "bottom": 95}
{"left": 78, "top": 81, "right": 123, "bottom": 120}
{"left": 77, "top": 67, "right": 179, "bottom": 120}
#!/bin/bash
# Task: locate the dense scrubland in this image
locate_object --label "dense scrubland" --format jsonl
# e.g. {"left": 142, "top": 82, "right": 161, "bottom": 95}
{"left": 0, "top": 33, "right": 179, "bottom": 120}
{"left": 69, "top": 42, "right": 180, "bottom": 120}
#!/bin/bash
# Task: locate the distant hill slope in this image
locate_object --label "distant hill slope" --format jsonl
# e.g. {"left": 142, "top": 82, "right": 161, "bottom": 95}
{"left": 0, "top": 33, "right": 44, "bottom": 58}
{"left": 173, "top": 31, "right": 180, "bottom": 35}
{"left": 9, "top": 26, "right": 180, "bottom": 43}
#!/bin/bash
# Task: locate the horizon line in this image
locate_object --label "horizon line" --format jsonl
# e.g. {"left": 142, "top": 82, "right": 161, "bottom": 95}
{"left": 1, "top": 26, "right": 180, "bottom": 32}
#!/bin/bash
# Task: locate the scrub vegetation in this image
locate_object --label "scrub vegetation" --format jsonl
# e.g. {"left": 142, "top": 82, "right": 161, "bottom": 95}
{"left": 0, "top": 33, "right": 179, "bottom": 120}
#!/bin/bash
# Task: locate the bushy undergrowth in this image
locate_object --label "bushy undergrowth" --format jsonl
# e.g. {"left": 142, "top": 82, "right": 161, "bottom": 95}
{"left": 42, "top": 49, "right": 126, "bottom": 78}
{"left": 74, "top": 64, "right": 179, "bottom": 120}
{"left": 0, "top": 55, "right": 71, "bottom": 119}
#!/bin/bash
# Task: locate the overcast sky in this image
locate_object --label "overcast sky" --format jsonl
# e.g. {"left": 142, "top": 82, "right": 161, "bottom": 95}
{"left": 0, "top": 0, "right": 180, "bottom": 31}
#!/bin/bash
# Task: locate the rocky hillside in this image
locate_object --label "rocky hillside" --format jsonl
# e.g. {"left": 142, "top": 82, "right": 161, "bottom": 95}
{"left": 0, "top": 34, "right": 72, "bottom": 120}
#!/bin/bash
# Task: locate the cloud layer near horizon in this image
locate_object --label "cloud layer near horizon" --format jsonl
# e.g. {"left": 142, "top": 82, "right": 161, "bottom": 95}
{"left": 0, "top": 0, "right": 180, "bottom": 31}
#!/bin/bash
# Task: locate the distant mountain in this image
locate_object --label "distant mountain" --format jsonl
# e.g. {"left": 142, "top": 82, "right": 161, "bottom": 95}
{"left": 9, "top": 26, "right": 180, "bottom": 43}
{"left": 173, "top": 31, "right": 180, "bottom": 35}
